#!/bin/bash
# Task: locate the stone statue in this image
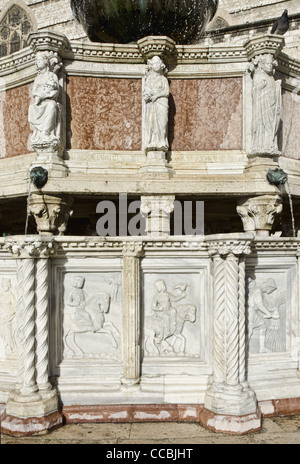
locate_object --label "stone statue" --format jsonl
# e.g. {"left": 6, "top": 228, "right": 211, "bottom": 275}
{"left": 28, "top": 51, "right": 62, "bottom": 146}
{"left": 0, "top": 278, "right": 17, "bottom": 356}
{"left": 143, "top": 56, "right": 169, "bottom": 152}
{"left": 249, "top": 54, "right": 281, "bottom": 154}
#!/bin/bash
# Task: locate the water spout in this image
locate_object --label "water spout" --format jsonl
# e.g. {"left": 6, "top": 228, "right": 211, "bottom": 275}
{"left": 25, "top": 167, "right": 48, "bottom": 235}
{"left": 266, "top": 168, "right": 296, "bottom": 238}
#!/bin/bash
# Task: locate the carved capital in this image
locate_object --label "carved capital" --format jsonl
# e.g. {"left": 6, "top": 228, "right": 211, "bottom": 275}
{"left": 29, "top": 193, "right": 73, "bottom": 236}
{"left": 137, "top": 35, "right": 176, "bottom": 63}
{"left": 244, "top": 33, "right": 285, "bottom": 62}
{"left": 207, "top": 240, "right": 252, "bottom": 258}
{"left": 27, "top": 31, "right": 71, "bottom": 58}
{"left": 237, "top": 195, "right": 282, "bottom": 234}
{"left": 122, "top": 241, "right": 144, "bottom": 258}
{"left": 5, "top": 237, "right": 57, "bottom": 259}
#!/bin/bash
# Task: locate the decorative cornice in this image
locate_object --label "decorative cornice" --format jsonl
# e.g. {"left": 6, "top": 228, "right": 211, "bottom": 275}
{"left": 26, "top": 31, "right": 71, "bottom": 57}
{"left": 4, "top": 237, "right": 58, "bottom": 259}
{"left": 244, "top": 33, "right": 285, "bottom": 61}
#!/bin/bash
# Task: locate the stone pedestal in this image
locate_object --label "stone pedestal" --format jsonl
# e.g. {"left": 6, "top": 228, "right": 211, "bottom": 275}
{"left": 140, "top": 150, "right": 174, "bottom": 177}
{"left": 200, "top": 237, "right": 261, "bottom": 434}
{"left": 1, "top": 238, "right": 63, "bottom": 437}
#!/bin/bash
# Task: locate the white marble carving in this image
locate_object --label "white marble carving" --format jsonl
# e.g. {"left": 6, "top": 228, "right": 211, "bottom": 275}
{"left": 249, "top": 53, "right": 281, "bottom": 154}
{"left": 28, "top": 51, "right": 62, "bottom": 147}
{"left": 0, "top": 278, "right": 17, "bottom": 357}
{"left": 247, "top": 276, "right": 286, "bottom": 353}
{"left": 64, "top": 275, "right": 120, "bottom": 358}
{"left": 144, "top": 279, "right": 197, "bottom": 357}
{"left": 143, "top": 56, "right": 169, "bottom": 152}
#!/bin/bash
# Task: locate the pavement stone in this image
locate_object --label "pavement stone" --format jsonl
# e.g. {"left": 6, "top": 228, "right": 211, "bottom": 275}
{"left": 1, "top": 416, "right": 300, "bottom": 444}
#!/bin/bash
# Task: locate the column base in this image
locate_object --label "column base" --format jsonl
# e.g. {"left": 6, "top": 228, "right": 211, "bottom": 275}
{"left": 204, "top": 382, "right": 258, "bottom": 417}
{"left": 0, "top": 409, "right": 63, "bottom": 437}
{"left": 199, "top": 408, "right": 262, "bottom": 435}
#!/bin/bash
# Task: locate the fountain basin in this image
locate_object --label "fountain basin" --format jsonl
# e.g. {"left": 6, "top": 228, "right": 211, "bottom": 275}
{"left": 71, "top": 0, "right": 219, "bottom": 44}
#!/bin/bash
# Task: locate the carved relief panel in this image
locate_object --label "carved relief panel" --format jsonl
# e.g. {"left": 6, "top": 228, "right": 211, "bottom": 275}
{"left": 51, "top": 260, "right": 123, "bottom": 371}
{"left": 246, "top": 260, "right": 296, "bottom": 356}
{"left": 0, "top": 273, "right": 17, "bottom": 360}
{"left": 142, "top": 261, "right": 208, "bottom": 364}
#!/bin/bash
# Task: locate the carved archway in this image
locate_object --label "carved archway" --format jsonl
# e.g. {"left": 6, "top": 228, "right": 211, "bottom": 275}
{"left": 0, "top": 1, "right": 36, "bottom": 57}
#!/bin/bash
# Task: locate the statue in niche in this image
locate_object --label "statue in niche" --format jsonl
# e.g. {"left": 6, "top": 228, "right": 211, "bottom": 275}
{"left": 0, "top": 278, "right": 17, "bottom": 356}
{"left": 143, "top": 56, "right": 169, "bottom": 152}
{"left": 64, "top": 276, "right": 120, "bottom": 358}
{"left": 248, "top": 277, "right": 286, "bottom": 353}
{"left": 144, "top": 279, "right": 197, "bottom": 357}
{"left": 28, "top": 51, "right": 62, "bottom": 147}
{"left": 249, "top": 53, "right": 282, "bottom": 154}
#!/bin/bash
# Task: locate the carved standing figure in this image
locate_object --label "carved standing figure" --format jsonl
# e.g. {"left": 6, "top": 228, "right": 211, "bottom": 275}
{"left": 248, "top": 278, "right": 281, "bottom": 353}
{"left": 143, "top": 56, "right": 169, "bottom": 152}
{"left": 0, "top": 278, "right": 17, "bottom": 355}
{"left": 28, "top": 51, "right": 61, "bottom": 145}
{"left": 250, "top": 54, "right": 282, "bottom": 154}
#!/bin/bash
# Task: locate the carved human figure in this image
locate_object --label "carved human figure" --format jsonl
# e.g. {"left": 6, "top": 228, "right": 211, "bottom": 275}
{"left": 64, "top": 276, "right": 120, "bottom": 357}
{"left": 145, "top": 280, "right": 196, "bottom": 356}
{"left": 250, "top": 54, "right": 281, "bottom": 154}
{"left": 28, "top": 51, "right": 61, "bottom": 145}
{"left": 143, "top": 56, "right": 169, "bottom": 152}
{"left": 66, "top": 276, "right": 94, "bottom": 331}
{"left": 248, "top": 278, "right": 282, "bottom": 353}
{"left": 0, "top": 278, "right": 17, "bottom": 355}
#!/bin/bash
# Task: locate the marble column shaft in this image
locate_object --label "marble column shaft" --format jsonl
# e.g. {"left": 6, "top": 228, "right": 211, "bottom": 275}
{"left": 121, "top": 242, "right": 144, "bottom": 387}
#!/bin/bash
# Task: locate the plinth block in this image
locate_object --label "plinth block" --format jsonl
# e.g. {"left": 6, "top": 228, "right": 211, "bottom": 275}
{"left": 199, "top": 408, "right": 262, "bottom": 435}
{"left": 0, "top": 410, "right": 63, "bottom": 437}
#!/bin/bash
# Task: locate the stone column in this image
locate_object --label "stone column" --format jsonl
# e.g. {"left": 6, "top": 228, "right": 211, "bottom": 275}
{"left": 29, "top": 193, "right": 73, "bottom": 235}
{"left": 121, "top": 242, "right": 144, "bottom": 389}
{"left": 1, "top": 238, "right": 63, "bottom": 437}
{"left": 237, "top": 194, "right": 282, "bottom": 236}
{"left": 27, "top": 31, "right": 70, "bottom": 179}
{"left": 200, "top": 237, "right": 262, "bottom": 434}
{"left": 140, "top": 195, "right": 175, "bottom": 237}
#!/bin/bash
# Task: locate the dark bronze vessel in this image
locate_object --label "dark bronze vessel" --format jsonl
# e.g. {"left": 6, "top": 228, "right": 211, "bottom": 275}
{"left": 71, "top": 0, "right": 219, "bottom": 44}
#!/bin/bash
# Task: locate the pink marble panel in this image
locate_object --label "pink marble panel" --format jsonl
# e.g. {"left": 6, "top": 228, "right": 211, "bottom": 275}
{"left": 1, "top": 84, "right": 32, "bottom": 157}
{"left": 67, "top": 76, "right": 143, "bottom": 151}
{"left": 281, "top": 89, "right": 300, "bottom": 160}
{"left": 169, "top": 77, "right": 243, "bottom": 151}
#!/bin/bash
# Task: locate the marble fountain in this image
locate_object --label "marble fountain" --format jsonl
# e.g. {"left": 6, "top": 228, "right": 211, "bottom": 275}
{"left": 1, "top": 0, "right": 300, "bottom": 436}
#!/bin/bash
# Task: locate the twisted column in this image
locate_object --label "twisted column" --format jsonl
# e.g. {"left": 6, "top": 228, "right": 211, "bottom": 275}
{"left": 15, "top": 259, "right": 25, "bottom": 392}
{"left": 203, "top": 238, "right": 258, "bottom": 418}
{"left": 238, "top": 257, "right": 246, "bottom": 384}
{"left": 121, "top": 242, "right": 144, "bottom": 388}
{"left": 225, "top": 253, "right": 240, "bottom": 387}
{"left": 36, "top": 258, "right": 53, "bottom": 394}
{"left": 212, "top": 256, "right": 226, "bottom": 385}
{"left": 19, "top": 258, "right": 39, "bottom": 398}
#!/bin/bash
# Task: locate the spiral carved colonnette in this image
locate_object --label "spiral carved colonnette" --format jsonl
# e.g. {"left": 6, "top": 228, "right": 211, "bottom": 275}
{"left": 35, "top": 259, "right": 50, "bottom": 390}
{"left": 20, "top": 259, "right": 38, "bottom": 396}
{"left": 15, "top": 260, "right": 25, "bottom": 390}
{"left": 213, "top": 256, "right": 226, "bottom": 384}
{"left": 225, "top": 255, "right": 240, "bottom": 386}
